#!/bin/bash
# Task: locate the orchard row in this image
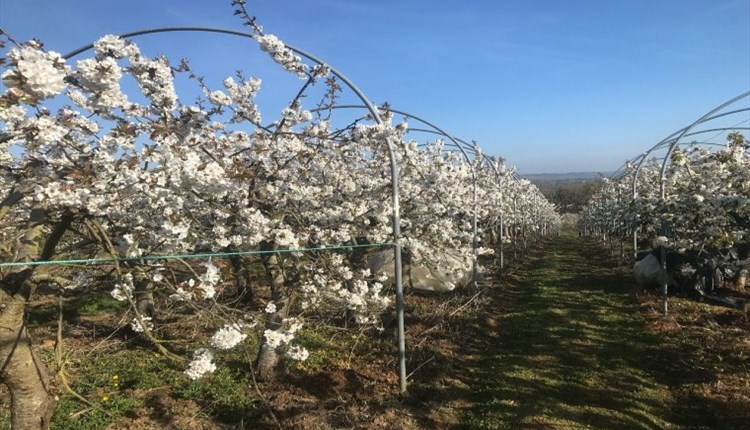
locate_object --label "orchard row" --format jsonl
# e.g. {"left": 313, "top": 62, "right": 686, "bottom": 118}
{"left": 0, "top": 6, "right": 560, "bottom": 425}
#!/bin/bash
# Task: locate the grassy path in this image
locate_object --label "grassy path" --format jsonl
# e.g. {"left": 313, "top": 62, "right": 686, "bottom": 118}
{"left": 457, "top": 234, "right": 679, "bottom": 429}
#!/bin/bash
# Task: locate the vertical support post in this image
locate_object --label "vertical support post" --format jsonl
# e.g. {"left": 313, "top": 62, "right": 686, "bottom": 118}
{"left": 385, "top": 141, "right": 406, "bottom": 393}
{"left": 659, "top": 195, "right": 669, "bottom": 316}
{"left": 660, "top": 242, "right": 668, "bottom": 315}
{"left": 512, "top": 198, "right": 518, "bottom": 259}
{"left": 499, "top": 211, "right": 505, "bottom": 272}
{"left": 632, "top": 220, "right": 638, "bottom": 261}
{"left": 472, "top": 176, "right": 478, "bottom": 289}
{"left": 394, "top": 243, "right": 406, "bottom": 392}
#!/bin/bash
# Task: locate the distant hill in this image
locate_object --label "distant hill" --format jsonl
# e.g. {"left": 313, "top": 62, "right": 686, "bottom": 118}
{"left": 522, "top": 172, "right": 608, "bottom": 213}
{"left": 520, "top": 172, "right": 609, "bottom": 184}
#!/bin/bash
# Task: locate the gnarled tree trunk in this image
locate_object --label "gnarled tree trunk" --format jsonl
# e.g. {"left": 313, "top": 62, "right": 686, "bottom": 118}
{"left": 0, "top": 288, "right": 56, "bottom": 430}
{"left": 255, "top": 241, "right": 290, "bottom": 381}
{"left": 1, "top": 208, "right": 71, "bottom": 429}
{"left": 132, "top": 266, "right": 155, "bottom": 318}
{"left": 227, "top": 248, "right": 253, "bottom": 303}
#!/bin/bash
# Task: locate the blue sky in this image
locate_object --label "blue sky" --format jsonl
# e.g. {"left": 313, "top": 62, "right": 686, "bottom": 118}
{"left": 1, "top": 0, "right": 748, "bottom": 173}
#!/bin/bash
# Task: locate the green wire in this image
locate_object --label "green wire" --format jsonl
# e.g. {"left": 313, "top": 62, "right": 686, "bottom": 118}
{"left": 0, "top": 243, "right": 394, "bottom": 268}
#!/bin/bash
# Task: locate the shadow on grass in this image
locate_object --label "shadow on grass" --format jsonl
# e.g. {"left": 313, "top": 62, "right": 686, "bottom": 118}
{"left": 410, "top": 234, "right": 717, "bottom": 429}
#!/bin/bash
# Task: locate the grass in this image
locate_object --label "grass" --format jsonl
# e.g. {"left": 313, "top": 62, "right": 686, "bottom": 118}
{"left": 638, "top": 281, "right": 750, "bottom": 429}
{"left": 458, "top": 234, "right": 685, "bottom": 429}
{"left": 51, "top": 349, "right": 179, "bottom": 430}
{"left": 47, "top": 345, "right": 265, "bottom": 429}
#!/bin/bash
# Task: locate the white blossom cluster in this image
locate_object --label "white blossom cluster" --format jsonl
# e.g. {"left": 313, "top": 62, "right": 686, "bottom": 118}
{"left": 110, "top": 274, "right": 134, "bottom": 301}
{"left": 184, "top": 349, "right": 217, "bottom": 380}
{"left": 286, "top": 345, "right": 309, "bottom": 361}
{"left": 167, "top": 262, "right": 221, "bottom": 302}
{"left": 2, "top": 42, "right": 68, "bottom": 100}
{"left": 255, "top": 34, "right": 308, "bottom": 78}
{"left": 209, "top": 323, "right": 248, "bottom": 350}
{"left": 263, "top": 318, "right": 303, "bottom": 349}
{"left": 130, "top": 316, "right": 154, "bottom": 333}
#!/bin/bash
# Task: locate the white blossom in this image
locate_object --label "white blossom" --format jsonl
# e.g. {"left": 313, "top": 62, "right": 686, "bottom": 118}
{"left": 93, "top": 35, "right": 130, "bottom": 57}
{"left": 286, "top": 345, "right": 309, "bottom": 361}
{"left": 184, "top": 349, "right": 216, "bottom": 380}
{"left": 208, "top": 90, "right": 232, "bottom": 106}
{"left": 209, "top": 324, "right": 247, "bottom": 350}
{"left": 130, "top": 316, "right": 153, "bottom": 333}
{"left": 0, "top": 33, "right": 565, "bottom": 386}
{"left": 263, "top": 329, "right": 286, "bottom": 349}
{"left": 3, "top": 46, "right": 68, "bottom": 99}
{"left": 256, "top": 34, "right": 307, "bottom": 77}
{"left": 110, "top": 275, "right": 134, "bottom": 301}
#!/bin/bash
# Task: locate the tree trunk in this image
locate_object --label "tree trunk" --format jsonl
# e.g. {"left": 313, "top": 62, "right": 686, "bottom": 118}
{"left": 736, "top": 268, "right": 748, "bottom": 290}
{"left": 228, "top": 252, "right": 252, "bottom": 303}
{"left": 133, "top": 267, "right": 155, "bottom": 318}
{"left": 0, "top": 209, "right": 68, "bottom": 430}
{"left": 0, "top": 289, "right": 56, "bottom": 430}
{"left": 255, "top": 341, "right": 282, "bottom": 382}
{"left": 255, "top": 241, "right": 290, "bottom": 381}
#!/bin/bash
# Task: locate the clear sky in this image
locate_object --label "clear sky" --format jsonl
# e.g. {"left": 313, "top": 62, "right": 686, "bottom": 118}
{"left": 1, "top": 0, "right": 749, "bottom": 173}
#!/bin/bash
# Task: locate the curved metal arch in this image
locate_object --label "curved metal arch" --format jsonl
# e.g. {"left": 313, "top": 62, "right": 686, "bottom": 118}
{"left": 331, "top": 105, "right": 477, "bottom": 164}
{"left": 428, "top": 133, "right": 507, "bottom": 174}
{"left": 612, "top": 125, "right": 750, "bottom": 181}
{"left": 633, "top": 102, "right": 750, "bottom": 200}
{"left": 610, "top": 153, "right": 649, "bottom": 181}
{"left": 321, "top": 106, "right": 500, "bottom": 173}
{"left": 659, "top": 100, "right": 750, "bottom": 192}
{"left": 63, "top": 26, "right": 410, "bottom": 392}
{"left": 643, "top": 126, "right": 750, "bottom": 166}
{"left": 409, "top": 129, "right": 516, "bottom": 189}
{"left": 411, "top": 129, "right": 480, "bottom": 158}
{"left": 621, "top": 129, "right": 750, "bottom": 179}
{"left": 631, "top": 95, "right": 750, "bottom": 258}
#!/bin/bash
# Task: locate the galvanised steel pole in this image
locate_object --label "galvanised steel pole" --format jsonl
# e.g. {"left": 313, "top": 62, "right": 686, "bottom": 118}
{"left": 497, "top": 164, "right": 506, "bottom": 272}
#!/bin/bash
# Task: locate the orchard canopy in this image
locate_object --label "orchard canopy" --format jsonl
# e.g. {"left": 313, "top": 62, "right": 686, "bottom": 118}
{"left": 0, "top": 14, "right": 559, "bottom": 388}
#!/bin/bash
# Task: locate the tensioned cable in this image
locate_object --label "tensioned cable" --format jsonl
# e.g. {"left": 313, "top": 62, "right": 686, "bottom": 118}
{"left": 0, "top": 243, "right": 394, "bottom": 268}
